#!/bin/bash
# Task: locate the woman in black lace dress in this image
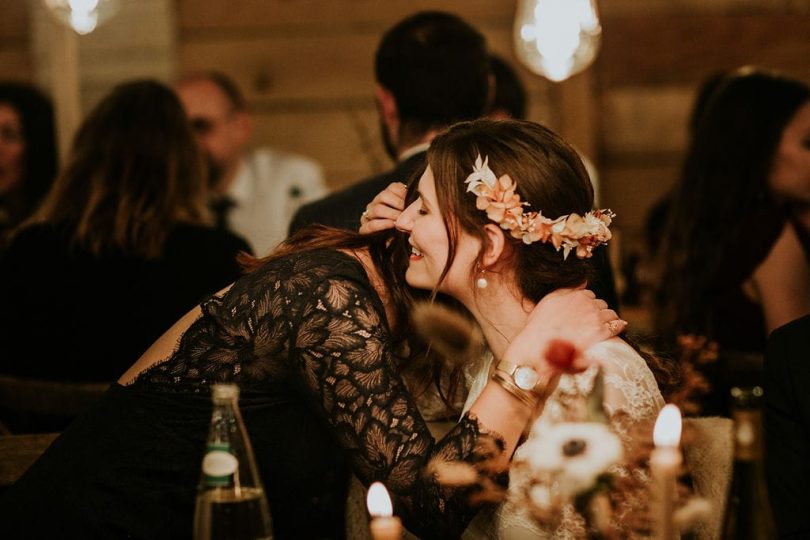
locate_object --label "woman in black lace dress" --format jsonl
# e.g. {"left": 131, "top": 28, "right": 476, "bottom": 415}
{"left": 0, "top": 119, "right": 623, "bottom": 539}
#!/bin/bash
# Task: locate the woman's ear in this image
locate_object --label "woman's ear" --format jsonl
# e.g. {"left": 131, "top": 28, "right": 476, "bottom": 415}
{"left": 481, "top": 223, "right": 507, "bottom": 267}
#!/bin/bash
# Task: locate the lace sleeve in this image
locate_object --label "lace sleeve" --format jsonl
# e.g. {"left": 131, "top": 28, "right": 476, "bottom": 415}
{"left": 289, "top": 274, "right": 503, "bottom": 538}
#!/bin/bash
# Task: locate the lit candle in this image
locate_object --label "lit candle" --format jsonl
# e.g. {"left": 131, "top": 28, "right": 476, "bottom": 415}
{"left": 651, "top": 404, "right": 682, "bottom": 540}
{"left": 367, "top": 482, "right": 402, "bottom": 540}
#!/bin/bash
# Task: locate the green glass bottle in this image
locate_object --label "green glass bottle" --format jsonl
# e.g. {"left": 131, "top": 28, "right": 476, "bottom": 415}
{"left": 720, "top": 386, "right": 776, "bottom": 540}
{"left": 193, "top": 384, "right": 273, "bottom": 540}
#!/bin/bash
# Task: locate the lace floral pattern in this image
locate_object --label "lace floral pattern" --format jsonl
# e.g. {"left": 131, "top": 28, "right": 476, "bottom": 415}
{"left": 462, "top": 339, "right": 664, "bottom": 539}
{"left": 131, "top": 249, "right": 503, "bottom": 537}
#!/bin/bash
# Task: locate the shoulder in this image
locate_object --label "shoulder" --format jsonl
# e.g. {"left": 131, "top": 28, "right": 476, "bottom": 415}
{"left": 584, "top": 338, "right": 664, "bottom": 419}
{"left": 1, "top": 223, "right": 67, "bottom": 263}
{"left": 770, "top": 313, "right": 810, "bottom": 340}
{"left": 766, "top": 314, "right": 810, "bottom": 367}
{"left": 167, "top": 224, "right": 251, "bottom": 255}
{"left": 255, "top": 249, "right": 368, "bottom": 285}
{"left": 5, "top": 222, "right": 62, "bottom": 246}
{"left": 290, "top": 175, "right": 394, "bottom": 232}
{"left": 585, "top": 338, "right": 650, "bottom": 371}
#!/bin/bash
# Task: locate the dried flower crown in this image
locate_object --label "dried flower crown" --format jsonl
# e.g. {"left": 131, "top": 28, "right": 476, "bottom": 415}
{"left": 464, "top": 155, "right": 614, "bottom": 260}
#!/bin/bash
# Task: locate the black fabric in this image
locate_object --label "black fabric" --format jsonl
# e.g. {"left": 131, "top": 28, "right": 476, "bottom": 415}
{"left": 764, "top": 314, "right": 810, "bottom": 539}
{"left": 0, "top": 222, "right": 251, "bottom": 383}
{"left": 0, "top": 249, "right": 499, "bottom": 539}
{"left": 288, "top": 152, "right": 427, "bottom": 235}
{"left": 209, "top": 195, "right": 237, "bottom": 231}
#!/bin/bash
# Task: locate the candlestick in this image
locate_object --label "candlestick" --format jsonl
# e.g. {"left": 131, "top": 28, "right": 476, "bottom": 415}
{"left": 651, "top": 404, "right": 682, "bottom": 540}
{"left": 367, "top": 482, "right": 402, "bottom": 540}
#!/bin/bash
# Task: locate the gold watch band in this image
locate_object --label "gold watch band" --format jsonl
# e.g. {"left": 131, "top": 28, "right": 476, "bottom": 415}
{"left": 491, "top": 371, "right": 537, "bottom": 408}
{"left": 494, "top": 360, "right": 547, "bottom": 396}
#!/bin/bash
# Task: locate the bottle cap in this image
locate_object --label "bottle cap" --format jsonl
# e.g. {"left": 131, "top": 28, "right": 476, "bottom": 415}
{"left": 212, "top": 383, "right": 240, "bottom": 402}
{"left": 730, "top": 386, "right": 763, "bottom": 409}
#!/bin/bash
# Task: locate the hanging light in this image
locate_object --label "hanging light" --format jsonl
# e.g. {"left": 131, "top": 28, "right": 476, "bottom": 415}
{"left": 43, "top": 0, "right": 120, "bottom": 35}
{"left": 513, "top": 0, "right": 602, "bottom": 82}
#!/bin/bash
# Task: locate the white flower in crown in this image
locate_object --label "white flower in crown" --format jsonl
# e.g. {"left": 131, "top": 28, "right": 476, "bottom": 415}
{"left": 464, "top": 154, "right": 499, "bottom": 195}
{"left": 519, "top": 421, "right": 623, "bottom": 499}
{"left": 464, "top": 154, "right": 615, "bottom": 259}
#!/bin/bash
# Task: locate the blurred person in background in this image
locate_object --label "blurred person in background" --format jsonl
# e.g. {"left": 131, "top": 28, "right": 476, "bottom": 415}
{"left": 0, "top": 80, "right": 250, "bottom": 399}
{"left": 177, "top": 72, "right": 326, "bottom": 255}
{"left": 0, "top": 82, "right": 57, "bottom": 251}
{"left": 289, "top": 10, "right": 490, "bottom": 234}
{"left": 486, "top": 54, "right": 527, "bottom": 121}
{"left": 655, "top": 67, "right": 810, "bottom": 415}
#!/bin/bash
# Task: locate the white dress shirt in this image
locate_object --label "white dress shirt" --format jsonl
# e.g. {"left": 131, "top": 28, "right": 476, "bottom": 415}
{"left": 227, "top": 147, "right": 327, "bottom": 255}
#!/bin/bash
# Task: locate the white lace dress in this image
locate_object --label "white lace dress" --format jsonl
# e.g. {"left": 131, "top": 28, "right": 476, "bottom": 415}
{"left": 461, "top": 337, "right": 665, "bottom": 539}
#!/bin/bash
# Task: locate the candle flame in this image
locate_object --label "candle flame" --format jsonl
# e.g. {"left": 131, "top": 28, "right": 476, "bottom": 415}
{"left": 367, "top": 482, "right": 393, "bottom": 517}
{"left": 653, "top": 404, "right": 682, "bottom": 447}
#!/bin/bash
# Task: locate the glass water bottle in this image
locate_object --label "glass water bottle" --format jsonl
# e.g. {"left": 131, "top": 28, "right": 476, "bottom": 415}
{"left": 193, "top": 383, "right": 273, "bottom": 540}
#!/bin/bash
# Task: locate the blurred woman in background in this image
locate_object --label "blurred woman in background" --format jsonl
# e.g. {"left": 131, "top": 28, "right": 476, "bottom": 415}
{"left": 0, "top": 82, "right": 57, "bottom": 250}
{"left": 0, "top": 80, "right": 250, "bottom": 395}
{"left": 655, "top": 67, "right": 810, "bottom": 414}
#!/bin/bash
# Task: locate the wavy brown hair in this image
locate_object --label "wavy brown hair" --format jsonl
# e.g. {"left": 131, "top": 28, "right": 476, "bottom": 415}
{"left": 28, "top": 80, "right": 208, "bottom": 258}
{"left": 424, "top": 119, "right": 678, "bottom": 399}
{"left": 655, "top": 68, "right": 810, "bottom": 349}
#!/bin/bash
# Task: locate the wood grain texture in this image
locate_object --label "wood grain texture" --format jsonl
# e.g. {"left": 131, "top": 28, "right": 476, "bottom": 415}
{"left": 600, "top": 13, "right": 810, "bottom": 86}
{"left": 0, "top": 433, "right": 58, "bottom": 487}
{"left": 177, "top": 0, "right": 517, "bottom": 32}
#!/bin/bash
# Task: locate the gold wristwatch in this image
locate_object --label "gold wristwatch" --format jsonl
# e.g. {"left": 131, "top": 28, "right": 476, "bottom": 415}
{"left": 494, "top": 360, "right": 546, "bottom": 395}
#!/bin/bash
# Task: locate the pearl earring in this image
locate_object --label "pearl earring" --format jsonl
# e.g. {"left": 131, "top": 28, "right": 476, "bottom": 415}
{"left": 476, "top": 271, "right": 488, "bottom": 289}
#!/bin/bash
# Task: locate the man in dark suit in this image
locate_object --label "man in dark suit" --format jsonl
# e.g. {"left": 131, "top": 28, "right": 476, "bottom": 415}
{"left": 288, "top": 11, "right": 490, "bottom": 234}
{"left": 764, "top": 313, "right": 810, "bottom": 538}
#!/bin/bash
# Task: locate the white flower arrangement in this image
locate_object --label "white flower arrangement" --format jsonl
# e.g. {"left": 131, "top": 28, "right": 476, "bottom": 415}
{"left": 520, "top": 421, "right": 624, "bottom": 502}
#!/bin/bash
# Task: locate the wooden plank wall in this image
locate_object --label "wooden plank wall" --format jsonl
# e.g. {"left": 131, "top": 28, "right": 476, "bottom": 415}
{"left": 2, "top": 0, "right": 809, "bottom": 260}
{"left": 176, "top": 0, "right": 556, "bottom": 189}
{"left": 599, "top": 0, "right": 810, "bottom": 255}
{"left": 0, "top": 0, "right": 32, "bottom": 82}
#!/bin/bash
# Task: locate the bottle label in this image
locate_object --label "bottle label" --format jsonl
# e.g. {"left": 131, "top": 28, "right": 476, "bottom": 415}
{"left": 203, "top": 442, "right": 239, "bottom": 486}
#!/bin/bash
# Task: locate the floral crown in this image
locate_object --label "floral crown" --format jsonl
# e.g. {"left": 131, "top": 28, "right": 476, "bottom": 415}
{"left": 464, "top": 155, "right": 614, "bottom": 260}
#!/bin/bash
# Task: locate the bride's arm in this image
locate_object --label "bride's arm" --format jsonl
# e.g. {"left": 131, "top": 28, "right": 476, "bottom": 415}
{"left": 469, "top": 288, "right": 626, "bottom": 456}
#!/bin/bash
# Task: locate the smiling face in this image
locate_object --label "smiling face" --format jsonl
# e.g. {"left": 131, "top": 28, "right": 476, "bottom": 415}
{"left": 396, "top": 166, "right": 479, "bottom": 296}
{"left": 0, "top": 103, "right": 25, "bottom": 196}
{"left": 770, "top": 101, "right": 810, "bottom": 203}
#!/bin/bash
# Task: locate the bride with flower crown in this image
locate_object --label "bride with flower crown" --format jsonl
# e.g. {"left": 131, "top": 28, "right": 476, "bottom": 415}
{"left": 362, "top": 118, "right": 666, "bottom": 538}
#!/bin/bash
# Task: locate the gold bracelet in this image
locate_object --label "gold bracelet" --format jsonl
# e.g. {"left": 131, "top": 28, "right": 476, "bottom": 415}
{"left": 491, "top": 371, "right": 537, "bottom": 408}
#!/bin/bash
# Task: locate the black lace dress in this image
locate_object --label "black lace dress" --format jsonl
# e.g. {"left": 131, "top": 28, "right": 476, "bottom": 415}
{"left": 0, "top": 249, "right": 498, "bottom": 539}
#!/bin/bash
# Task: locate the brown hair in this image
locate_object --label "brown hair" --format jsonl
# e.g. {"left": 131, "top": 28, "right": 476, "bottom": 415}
{"left": 425, "top": 118, "right": 596, "bottom": 300}
{"left": 425, "top": 119, "right": 678, "bottom": 399}
{"left": 29, "top": 79, "right": 208, "bottom": 258}
{"left": 240, "top": 224, "right": 415, "bottom": 350}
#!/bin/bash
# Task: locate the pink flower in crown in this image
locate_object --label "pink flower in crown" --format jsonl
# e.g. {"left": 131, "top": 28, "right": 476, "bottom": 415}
{"left": 518, "top": 212, "right": 555, "bottom": 244}
{"left": 481, "top": 174, "right": 524, "bottom": 224}
{"left": 464, "top": 153, "right": 616, "bottom": 259}
{"left": 465, "top": 155, "right": 525, "bottom": 228}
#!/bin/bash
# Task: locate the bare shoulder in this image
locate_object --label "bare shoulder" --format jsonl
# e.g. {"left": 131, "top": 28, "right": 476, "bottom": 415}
{"left": 752, "top": 222, "right": 810, "bottom": 332}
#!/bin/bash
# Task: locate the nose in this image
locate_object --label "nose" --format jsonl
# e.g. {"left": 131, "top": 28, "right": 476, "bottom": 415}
{"left": 395, "top": 201, "right": 417, "bottom": 233}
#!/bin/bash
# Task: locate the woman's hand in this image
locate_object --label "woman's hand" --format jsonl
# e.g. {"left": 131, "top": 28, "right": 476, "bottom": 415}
{"left": 359, "top": 182, "right": 408, "bottom": 234}
{"left": 505, "top": 288, "right": 625, "bottom": 376}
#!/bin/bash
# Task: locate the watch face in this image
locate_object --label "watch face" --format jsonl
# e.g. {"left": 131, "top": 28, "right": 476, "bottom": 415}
{"left": 514, "top": 366, "right": 539, "bottom": 391}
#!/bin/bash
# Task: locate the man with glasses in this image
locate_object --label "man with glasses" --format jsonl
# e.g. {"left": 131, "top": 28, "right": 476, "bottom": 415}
{"left": 177, "top": 73, "right": 326, "bottom": 255}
